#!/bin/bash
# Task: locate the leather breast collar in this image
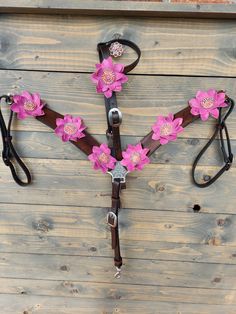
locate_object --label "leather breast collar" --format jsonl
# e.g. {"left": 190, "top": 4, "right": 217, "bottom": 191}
{"left": 0, "top": 39, "right": 234, "bottom": 278}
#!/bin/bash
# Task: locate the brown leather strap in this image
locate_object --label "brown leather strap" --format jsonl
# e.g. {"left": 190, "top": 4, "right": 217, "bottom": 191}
{"left": 107, "top": 179, "right": 122, "bottom": 268}
{"left": 36, "top": 107, "right": 100, "bottom": 156}
{"left": 97, "top": 39, "right": 141, "bottom": 74}
{"left": 141, "top": 106, "right": 199, "bottom": 156}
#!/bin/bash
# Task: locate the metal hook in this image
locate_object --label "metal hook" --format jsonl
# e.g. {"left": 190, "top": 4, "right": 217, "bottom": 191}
{"left": 114, "top": 267, "right": 121, "bottom": 279}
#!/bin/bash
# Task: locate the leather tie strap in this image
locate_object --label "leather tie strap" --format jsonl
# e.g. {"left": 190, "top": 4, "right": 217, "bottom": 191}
{"left": 36, "top": 107, "right": 100, "bottom": 156}
{"left": 191, "top": 97, "right": 234, "bottom": 188}
{"left": 0, "top": 95, "right": 31, "bottom": 186}
{"left": 107, "top": 179, "right": 122, "bottom": 268}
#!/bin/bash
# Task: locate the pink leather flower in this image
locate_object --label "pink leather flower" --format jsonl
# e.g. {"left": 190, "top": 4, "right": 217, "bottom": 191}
{"left": 10, "top": 91, "right": 45, "bottom": 119}
{"left": 152, "top": 113, "right": 183, "bottom": 145}
{"left": 189, "top": 89, "right": 227, "bottom": 121}
{"left": 121, "top": 143, "right": 150, "bottom": 172}
{"left": 91, "top": 56, "right": 128, "bottom": 98}
{"left": 55, "top": 114, "right": 86, "bottom": 142}
{"left": 88, "top": 143, "right": 117, "bottom": 173}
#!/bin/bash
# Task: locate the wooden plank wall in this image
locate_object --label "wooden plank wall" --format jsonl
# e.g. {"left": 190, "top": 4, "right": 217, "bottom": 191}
{"left": 0, "top": 11, "right": 235, "bottom": 314}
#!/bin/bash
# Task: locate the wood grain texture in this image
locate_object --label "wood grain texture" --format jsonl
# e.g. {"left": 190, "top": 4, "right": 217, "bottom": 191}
{"left": 0, "top": 10, "right": 235, "bottom": 311}
{"left": 1, "top": 252, "right": 236, "bottom": 289}
{"left": 0, "top": 278, "right": 236, "bottom": 305}
{"left": 0, "top": 70, "right": 235, "bottom": 138}
{"left": 0, "top": 15, "right": 236, "bottom": 75}
{"left": 0, "top": 159, "right": 234, "bottom": 214}
{"left": 1, "top": 294, "right": 236, "bottom": 314}
{"left": 1, "top": 234, "right": 236, "bottom": 264}
{"left": 0, "top": 202, "right": 235, "bottom": 247}
{"left": 10, "top": 131, "right": 236, "bottom": 166}
{"left": 0, "top": 1, "right": 235, "bottom": 19}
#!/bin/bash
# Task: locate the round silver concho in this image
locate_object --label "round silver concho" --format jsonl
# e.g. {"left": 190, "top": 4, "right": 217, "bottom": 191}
{"left": 109, "top": 42, "right": 124, "bottom": 58}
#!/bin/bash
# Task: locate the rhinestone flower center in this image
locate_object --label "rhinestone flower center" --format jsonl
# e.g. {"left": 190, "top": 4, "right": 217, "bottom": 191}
{"left": 98, "top": 152, "right": 110, "bottom": 164}
{"left": 63, "top": 123, "right": 78, "bottom": 135}
{"left": 130, "top": 152, "right": 141, "bottom": 164}
{"left": 160, "top": 123, "right": 173, "bottom": 136}
{"left": 101, "top": 69, "right": 116, "bottom": 85}
{"left": 201, "top": 97, "right": 214, "bottom": 109}
{"left": 23, "top": 101, "right": 36, "bottom": 111}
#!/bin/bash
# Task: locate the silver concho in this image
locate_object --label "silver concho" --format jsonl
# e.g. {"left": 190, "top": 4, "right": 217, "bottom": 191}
{"left": 107, "top": 161, "right": 129, "bottom": 183}
{"left": 109, "top": 42, "right": 124, "bottom": 58}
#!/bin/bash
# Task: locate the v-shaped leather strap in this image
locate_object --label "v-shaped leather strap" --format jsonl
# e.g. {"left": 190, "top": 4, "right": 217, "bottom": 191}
{"left": 141, "top": 106, "right": 199, "bottom": 156}
{"left": 36, "top": 107, "right": 100, "bottom": 156}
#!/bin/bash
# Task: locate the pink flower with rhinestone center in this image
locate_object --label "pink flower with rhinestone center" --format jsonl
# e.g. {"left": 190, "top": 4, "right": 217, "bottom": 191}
{"left": 121, "top": 143, "right": 150, "bottom": 172}
{"left": 91, "top": 56, "right": 128, "bottom": 98}
{"left": 152, "top": 113, "right": 183, "bottom": 145}
{"left": 189, "top": 89, "right": 228, "bottom": 121}
{"left": 10, "top": 91, "right": 45, "bottom": 120}
{"left": 55, "top": 114, "right": 86, "bottom": 142}
{"left": 88, "top": 143, "right": 117, "bottom": 173}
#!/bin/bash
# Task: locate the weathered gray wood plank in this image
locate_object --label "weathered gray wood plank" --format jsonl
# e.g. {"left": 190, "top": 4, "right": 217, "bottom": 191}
{"left": 0, "top": 278, "right": 236, "bottom": 305}
{"left": 0, "top": 15, "right": 236, "bottom": 75}
{"left": 1, "top": 233, "right": 236, "bottom": 264}
{"left": 0, "top": 70, "right": 235, "bottom": 138}
{"left": 0, "top": 203, "right": 235, "bottom": 247}
{"left": 0, "top": 1, "right": 235, "bottom": 19}
{"left": 1, "top": 252, "right": 236, "bottom": 289}
{"left": 9, "top": 131, "right": 236, "bottom": 167}
{"left": 1, "top": 294, "right": 236, "bottom": 314}
{"left": 0, "top": 159, "right": 234, "bottom": 214}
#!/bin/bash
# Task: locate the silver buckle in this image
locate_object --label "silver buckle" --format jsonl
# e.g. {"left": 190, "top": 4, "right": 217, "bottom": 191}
{"left": 107, "top": 211, "right": 117, "bottom": 228}
{"left": 107, "top": 161, "right": 129, "bottom": 183}
{"left": 108, "top": 108, "right": 122, "bottom": 127}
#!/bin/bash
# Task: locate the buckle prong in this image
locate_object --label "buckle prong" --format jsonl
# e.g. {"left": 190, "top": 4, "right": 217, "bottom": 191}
{"left": 107, "top": 211, "right": 117, "bottom": 228}
{"left": 108, "top": 108, "right": 122, "bottom": 127}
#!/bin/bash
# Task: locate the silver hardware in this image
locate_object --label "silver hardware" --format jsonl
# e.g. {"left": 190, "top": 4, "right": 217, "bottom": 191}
{"left": 108, "top": 108, "right": 122, "bottom": 127}
{"left": 109, "top": 41, "right": 124, "bottom": 58}
{"left": 114, "top": 267, "right": 121, "bottom": 279}
{"left": 107, "top": 211, "right": 117, "bottom": 228}
{"left": 107, "top": 161, "right": 129, "bottom": 183}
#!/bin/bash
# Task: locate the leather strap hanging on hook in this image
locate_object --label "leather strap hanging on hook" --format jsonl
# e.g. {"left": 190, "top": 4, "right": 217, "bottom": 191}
{"left": 0, "top": 95, "right": 31, "bottom": 186}
{"left": 191, "top": 97, "right": 234, "bottom": 188}
{"left": 97, "top": 39, "right": 141, "bottom": 272}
